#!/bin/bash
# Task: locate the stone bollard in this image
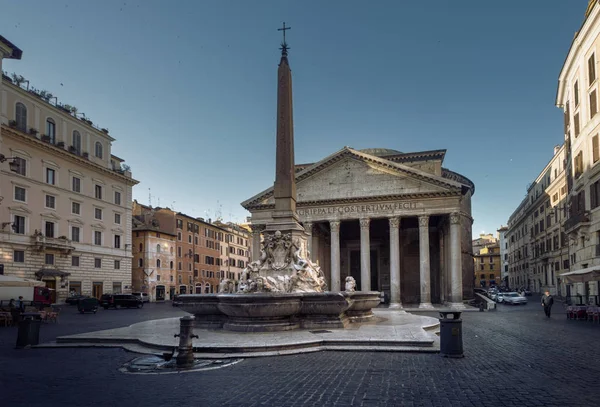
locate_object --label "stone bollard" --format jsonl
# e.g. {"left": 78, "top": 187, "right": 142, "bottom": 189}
{"left": 174, "top": 315, "right": 199, "bottom": 368}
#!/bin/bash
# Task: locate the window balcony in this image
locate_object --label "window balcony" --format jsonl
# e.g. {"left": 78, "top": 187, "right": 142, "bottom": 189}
{"left": 31, "top": 232, "right": 75, "bottom": 255}
{"left": 564, "top": 211, "right": 590, "bottom": 234}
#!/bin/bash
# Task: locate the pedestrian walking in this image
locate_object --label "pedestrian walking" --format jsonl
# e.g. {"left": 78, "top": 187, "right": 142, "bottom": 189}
{"left": 541, "top": 290, "right": 554, "bottom": 318}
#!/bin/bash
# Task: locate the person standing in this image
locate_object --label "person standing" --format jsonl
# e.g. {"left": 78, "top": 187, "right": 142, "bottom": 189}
{"left": 541, "top": 291, "right": 554, "bottom": 318}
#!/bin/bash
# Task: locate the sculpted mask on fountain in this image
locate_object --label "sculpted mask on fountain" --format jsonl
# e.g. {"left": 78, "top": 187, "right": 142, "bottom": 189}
{"left": 345, "top": 276, "right": 357, "bottom": 292}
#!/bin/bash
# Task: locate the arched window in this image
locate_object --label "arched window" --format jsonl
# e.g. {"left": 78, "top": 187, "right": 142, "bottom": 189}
{"left": 46, "top": 118, "right": 56, "bottom": 144}
{"left": 72, "top": 131, "right": 81, "bottom": 154}
{"left": 204, "top": 283, "right": 210, "bottom": 294}
{"left": 170, "top": 261, "right": 173, "bottom": 269}
{"left": 139, "top": 243, "right": 143, "bottom": 252}
{"left": 156, "top": 244, "right": 161, "bottom": 253}
{"left": 16, "top": 102, "right": 27, "bottom": 131}
{"left": 95, "top": 141, "right": 103, "bottom": 159}
{"left": 138, "top": 258, "right": 143, "bottom": 267}
{"left": 157, "top": 259, "right": 161, "bottom": 268}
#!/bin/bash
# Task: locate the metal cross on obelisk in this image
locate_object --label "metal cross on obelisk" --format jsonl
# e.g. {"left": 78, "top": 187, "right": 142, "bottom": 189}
{"left": 278, "top": 22, "right": 291, "bottom": 56}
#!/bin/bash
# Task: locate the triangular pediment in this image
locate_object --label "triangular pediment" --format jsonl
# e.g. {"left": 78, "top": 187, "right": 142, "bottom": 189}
{"left": 243, "top": 147, "right": 464, "bottom": 208}
{"left": 40, "top": 212, "right": 61, "bottom": 220}
{"left": 68, "top": 218, "right": 85, "bottom": 226}
{"left": 7, "top": 205, "right": 32, "bottom": 214}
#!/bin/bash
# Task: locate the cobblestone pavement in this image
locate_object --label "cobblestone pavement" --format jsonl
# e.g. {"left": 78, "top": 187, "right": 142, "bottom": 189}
{"left": 1, "top": 298, "right": 599, "bottom": 407}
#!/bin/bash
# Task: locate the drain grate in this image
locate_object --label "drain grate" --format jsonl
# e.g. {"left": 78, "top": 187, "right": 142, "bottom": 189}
{"left": 309, "top": 330, "right": 332, "bottom": 334}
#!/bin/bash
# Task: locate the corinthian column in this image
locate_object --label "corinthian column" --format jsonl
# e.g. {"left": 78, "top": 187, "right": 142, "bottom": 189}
{"left": 418, "top": 215, "right": 434, "bottom": 309}
{"left": 389, "top": 217, "right": 402, "bottom": 308}
{"left": 330, "top": 221, "right": 341, "bottom": 292}
{"left": 359, "top": 218, "right": 371, "bottom": 291}
{"left": 449, "top": 212, "right": 465, "bottom": 309}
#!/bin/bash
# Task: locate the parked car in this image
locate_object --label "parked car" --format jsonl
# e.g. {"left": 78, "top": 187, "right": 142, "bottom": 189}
{"left": 66, "top": 294, "right": 88, "bottom": 305}
{"left": 496, "top": 292, "right": 505, "bottom": 303}
{"left": 503, "top": 292, "right": 528, "bottom": 305}
{"left": 490, "top": 292, "right": 498, "bottom": 301}
{"left": 132, "top": 292, "right": 150, "bottom": 303}
{"left": 100, "top": 294, "right": 143, "bottom": 309}
{"left": 78, "top": 297, "right": 99, "bottom": 314}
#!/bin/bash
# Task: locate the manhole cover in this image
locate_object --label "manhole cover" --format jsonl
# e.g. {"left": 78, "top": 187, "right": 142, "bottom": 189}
{"left": 309, "top": 330, "right": 332, "bottom": 334}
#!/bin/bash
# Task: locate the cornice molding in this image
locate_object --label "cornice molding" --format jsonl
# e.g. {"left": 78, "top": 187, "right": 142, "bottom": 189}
{"left": 246, "top": 191, "right": 461, "bottom": 211}
{"left": 243, "top": 147, "right": 466, "bottom": 209}
{"left": 1, "top": 125, "right": 139, "bottom": 186}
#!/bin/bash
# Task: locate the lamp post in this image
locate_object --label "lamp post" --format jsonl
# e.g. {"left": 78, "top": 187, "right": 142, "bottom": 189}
{"left": 0, "top": 154, "right": 21, "bottom": 172}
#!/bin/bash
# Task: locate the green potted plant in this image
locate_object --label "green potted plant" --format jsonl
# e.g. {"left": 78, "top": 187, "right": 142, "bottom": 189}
{"left": 8, "top": 120, "right": 17, "bottom": 128}
{"left": 41, "top": 134, "right": 51, "bottom": 142}
{"left": 57, "top": 141, "right": 65, "bottom": 148}
{"left": 82, "top": 152, "right": 89, "bottom": 158}
{"left": 29, "top": 128, "right": 38, "bottom": 136}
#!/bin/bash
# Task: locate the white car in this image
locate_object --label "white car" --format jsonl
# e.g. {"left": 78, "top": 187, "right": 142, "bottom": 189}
{"left": 503, "top": 292, "right": 527, "bottom": 305}
{"left": 496, "top": 292, "right": 505, "bottom": 303}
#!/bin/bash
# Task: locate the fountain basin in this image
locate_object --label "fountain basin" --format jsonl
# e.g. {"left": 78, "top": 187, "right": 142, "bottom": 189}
{"left": 344, "top": 291, "right": 381, "bottom": 322}
{"left": 217, "top": 293, "right": 303, "bottom": 332}
{"left": 299, "top": 292, "right": 352, "bottom": 329}
{"left": 174, "top": 294, "right": 226, "bottom": 328}
{"left": 175, "top": 291, "right": 380, "bottom": 332}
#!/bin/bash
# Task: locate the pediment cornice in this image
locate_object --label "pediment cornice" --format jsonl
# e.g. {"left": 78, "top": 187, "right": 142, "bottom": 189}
{"left": 243, "top": 147, "right": 465, "bottom": 209}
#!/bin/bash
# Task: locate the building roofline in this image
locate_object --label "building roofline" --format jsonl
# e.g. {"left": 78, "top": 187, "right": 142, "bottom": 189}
{"left": 0, "top": 35, "right": 22, "bottom": 59}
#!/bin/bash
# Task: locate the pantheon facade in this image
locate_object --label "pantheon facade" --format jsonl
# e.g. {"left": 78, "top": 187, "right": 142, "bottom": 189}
{"left": 243, "top": 147, "right": 475, "bottom": 307}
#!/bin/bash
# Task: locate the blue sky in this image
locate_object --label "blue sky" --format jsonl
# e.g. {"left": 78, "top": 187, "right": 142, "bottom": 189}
{"left": 0, "top": 0, "right": 588, "bottom": 236}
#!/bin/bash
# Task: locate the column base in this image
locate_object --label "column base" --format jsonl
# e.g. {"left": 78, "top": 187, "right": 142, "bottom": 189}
{"left": 447, "top": 302, "right": 466, "bottom": 310}
{"left": 388, "top": 302, "right": 403, "bottom": 309}
{"left": 418, "top": 302, "right": 435, "bottom": 309}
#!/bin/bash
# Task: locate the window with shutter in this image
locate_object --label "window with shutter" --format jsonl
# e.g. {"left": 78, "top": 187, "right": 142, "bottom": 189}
{"left": 594, "top": 135, "right": 599, "bottom": 163}
{"left": 589, "top": 54, "right": 596, "bottom": 85}
{"left": 575, "top": 113, "right": 580, "bottom": 137}
{"left": 591, "top": 90, "right": 598, "bottom": 118}
{"left": 575, "top": 81, "right": 580, "bottom": 106}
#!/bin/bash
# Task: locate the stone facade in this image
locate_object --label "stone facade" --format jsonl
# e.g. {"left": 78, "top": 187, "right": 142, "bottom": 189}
{"left": 507, "top": 145, "right": 568, "bottom": 295}
{"left": 243, "top": 147, "right": 475, "bottom": 307}
{"left": 555, "top": 0, "right": 600, "bottom": 302}
{"left": 0, "top": 47, "right": 137, "bottom": 302}
{"left": 214, "top": 221, "right": 251, "bottom": 284}
{"left": 131, "top": 204, "right": 177, "bottom": 301}
{"left": 474, "top": 243, "right": 501, "bottom": 288}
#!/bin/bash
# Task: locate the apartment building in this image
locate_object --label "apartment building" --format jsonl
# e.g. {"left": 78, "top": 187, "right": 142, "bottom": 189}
{"left": 0, "top": 39, "right": 138, "bottom": 302}
{"left": 555, "top": 0, "right": 600, "bottom": 302}
{"left": 214, "top": 221, "right": 251, "bottom": 284}
{"left": 506, "top": 145, "right": 568, "bottom": 295}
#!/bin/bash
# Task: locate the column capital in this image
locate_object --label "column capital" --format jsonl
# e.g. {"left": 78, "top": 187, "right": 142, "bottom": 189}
{"left": 359, "top": 218, "right": 370, "bottom": 229}
{"left": 388, "top": 216, "right": 401, "bottom": 228}
{"left": 330, "top": 220, "right": 341, "bottom": 233}
{"left": 303, "top": 222, "right": 313, "bottom": 233}
{"left": 418, "top": 215, "right": 429, "bottom": 228}
{"left": 450, "top": 212, "right": 461, "bottom": 225}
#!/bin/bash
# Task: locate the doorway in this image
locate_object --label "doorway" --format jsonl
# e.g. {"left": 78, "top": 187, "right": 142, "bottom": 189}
{"left": 45, "top": 280, "right": 57, "bottom": 303}
{"left": 169, "top": 286, "right": 176, "bottom": 300}
{"left": 156, "top": 285, "right": 165, "bottom": 301}
{"left": 92, "top": 282, "right": 103, "bottom": 299}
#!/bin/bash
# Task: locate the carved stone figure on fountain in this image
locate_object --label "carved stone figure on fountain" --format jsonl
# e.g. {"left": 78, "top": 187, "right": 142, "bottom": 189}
{"left": 345, "top": 276, "right": 357, "bottom": 292}
{"left": 236, "top": 229, "right": 327, "bottom": 294}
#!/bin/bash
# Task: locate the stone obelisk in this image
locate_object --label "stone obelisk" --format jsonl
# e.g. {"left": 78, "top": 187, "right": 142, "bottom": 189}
{"left": 265, "top": 23, "right": 306, "bottom": 242}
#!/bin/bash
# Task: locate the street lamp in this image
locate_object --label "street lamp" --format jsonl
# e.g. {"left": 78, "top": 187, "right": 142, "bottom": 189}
{"left": 0, "top": 154, "right": 20, "bottom": 172}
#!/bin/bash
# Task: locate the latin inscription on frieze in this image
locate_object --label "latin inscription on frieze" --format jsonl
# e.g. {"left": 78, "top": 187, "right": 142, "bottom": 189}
{"left": 297, "top": 202, "right": 419, "bottom": 217}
